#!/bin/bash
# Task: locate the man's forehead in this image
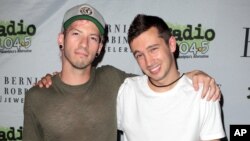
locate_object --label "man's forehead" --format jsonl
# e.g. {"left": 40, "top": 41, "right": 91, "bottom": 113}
{"left": 70, "top": 19, "right": 96, "bottom": 27}
{"left": 68, "top": 20, "right": 100, "bottom": 32}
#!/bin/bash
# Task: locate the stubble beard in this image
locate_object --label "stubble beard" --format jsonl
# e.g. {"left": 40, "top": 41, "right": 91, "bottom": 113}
{"left": 64, "top": 51, "right": 92, "bottom": 70}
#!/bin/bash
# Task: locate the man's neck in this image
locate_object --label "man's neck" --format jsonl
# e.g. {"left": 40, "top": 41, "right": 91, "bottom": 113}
{"left": 148, "top": 70, "right": 181, "bottom": 93}
{"left": 60, "top": 66, "right": 92, "bottom": 86}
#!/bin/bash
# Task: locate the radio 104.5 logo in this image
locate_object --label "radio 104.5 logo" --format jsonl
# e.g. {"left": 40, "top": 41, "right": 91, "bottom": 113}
{"left": 0, "top": 20, "right": 36, "bottom": 53}
{"left": 169, "top": 23, "right": 215, "bottom": 59}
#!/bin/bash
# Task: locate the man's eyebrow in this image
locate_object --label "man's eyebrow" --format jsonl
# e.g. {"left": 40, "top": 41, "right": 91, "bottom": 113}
{"left": 132, "top": 44, "right": 159, "bottom": 56}
{"left": 70, "top": 28, "right": 100, "bottom": 36}
{"left": 144, "top": 44, "right": 159, "bottom": 52}
{"left": 89, "top": 33, "right": 100, "bottom": 37}
{"left": 147, "top": 44, "right": 159, "bottom": 49}
{"left": 67, "top": 27, "right": 82, "bottom": 33}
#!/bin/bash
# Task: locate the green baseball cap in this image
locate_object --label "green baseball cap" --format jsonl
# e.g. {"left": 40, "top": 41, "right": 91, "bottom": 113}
{"left": 62, "top": 4, "right": 105, "bottom": 35}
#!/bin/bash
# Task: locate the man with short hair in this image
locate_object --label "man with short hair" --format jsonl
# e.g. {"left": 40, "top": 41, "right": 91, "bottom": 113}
{"left": 117, "top": 14, "right": 225, "bottom": 141}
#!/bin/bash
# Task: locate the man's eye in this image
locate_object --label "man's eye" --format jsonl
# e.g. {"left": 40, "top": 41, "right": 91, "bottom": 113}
{"left": 72, "top": 32, "right": 79, "bottom": 35}
{"left": 135, "top": 54, "right": 142, "bottom": 59}
{"left": 90, "top": 36, "right": 100, "bottom": 42}
{"left": 151, "top": 47, "right": 158, "bottom": 51}
{"left": 91, "top": 37, "right": 97, "bottom": 41}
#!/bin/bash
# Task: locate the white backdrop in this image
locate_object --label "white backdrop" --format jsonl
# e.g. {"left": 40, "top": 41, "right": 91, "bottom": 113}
{"left": 1, "top": 0, "right": 250, "bottom": 140}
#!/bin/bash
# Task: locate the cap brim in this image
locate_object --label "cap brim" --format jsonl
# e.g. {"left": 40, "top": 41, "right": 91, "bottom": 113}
{"left": 63, "top": 15, "right": 104, "bottom": 35}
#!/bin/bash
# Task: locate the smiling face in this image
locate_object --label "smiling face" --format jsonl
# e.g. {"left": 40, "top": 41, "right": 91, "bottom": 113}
{"left": 130, "top": 27, "right": 177, "bottom": 84}
{"left": 58, "top": 20, "right": 103, "bottom": 71}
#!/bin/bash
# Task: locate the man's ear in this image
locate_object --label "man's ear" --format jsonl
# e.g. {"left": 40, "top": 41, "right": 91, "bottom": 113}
{"left": 97, "top": 42, "right": 103, "bottom": 55}
{"left": 57, "top": 33, "right": 64, "bottom": 49}
{"left": 169, "top": 36, "right": 177, "bottom": 53}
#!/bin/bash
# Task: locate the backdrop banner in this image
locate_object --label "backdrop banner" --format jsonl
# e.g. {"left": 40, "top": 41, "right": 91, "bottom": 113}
{"left": 0, "top": 0, "right": 249, "bottom": 140}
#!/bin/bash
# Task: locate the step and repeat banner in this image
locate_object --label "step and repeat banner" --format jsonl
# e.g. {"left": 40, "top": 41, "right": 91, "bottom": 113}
{"left": 0, "top": 0, "right": 249, "bottom": 140}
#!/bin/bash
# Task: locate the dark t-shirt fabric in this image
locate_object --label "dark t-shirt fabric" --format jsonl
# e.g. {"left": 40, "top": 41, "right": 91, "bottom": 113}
{"left": 23, "top": 65, "right": 134, "bottom": 141}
